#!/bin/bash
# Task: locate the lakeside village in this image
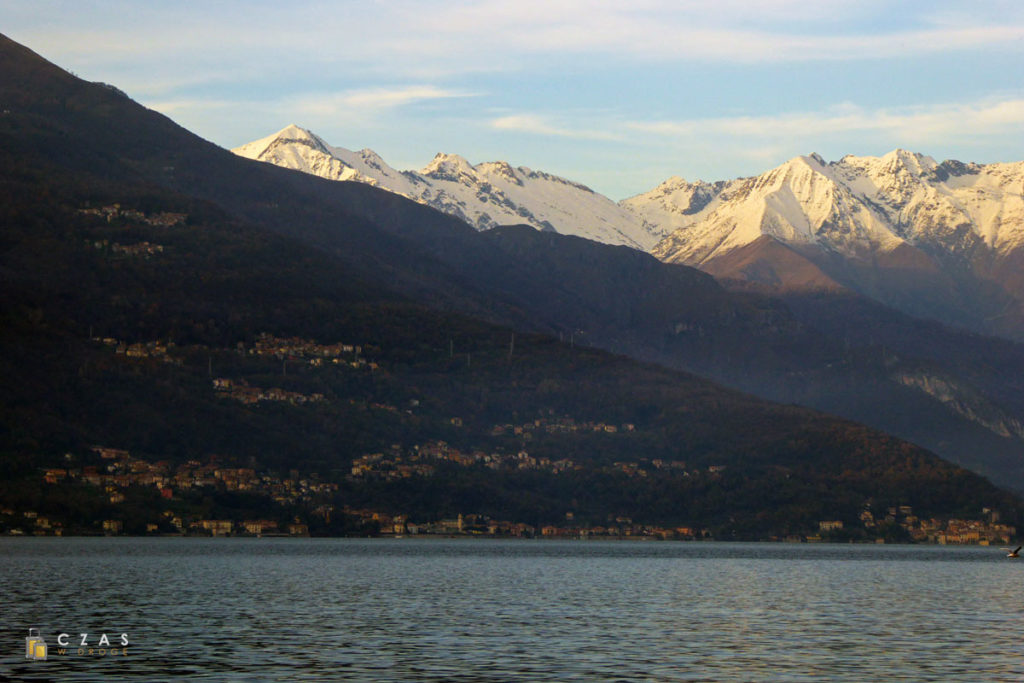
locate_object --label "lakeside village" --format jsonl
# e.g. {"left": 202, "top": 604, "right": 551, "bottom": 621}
{"left": 4, "top": 445, "right": 1015, "bottom": 545}
{"left": 3, "top": 326, "right": 1017, "bottom": 543}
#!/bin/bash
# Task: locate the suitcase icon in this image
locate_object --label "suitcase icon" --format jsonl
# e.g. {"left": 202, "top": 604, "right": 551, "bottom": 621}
{"left": 26, "top": 628, "right": 47, "bottom": 660}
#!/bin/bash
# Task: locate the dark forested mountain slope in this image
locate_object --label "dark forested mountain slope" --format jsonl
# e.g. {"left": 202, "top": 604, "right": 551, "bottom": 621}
{"left": 1, "top": 157, "right": 1018, "bottom": 538}
{"left": 1, "top": 33, "right": 1023, "bottom": 539}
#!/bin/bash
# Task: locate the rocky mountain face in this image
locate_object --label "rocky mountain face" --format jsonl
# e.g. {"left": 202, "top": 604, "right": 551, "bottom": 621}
{"left": 627, "top": 151, "right": 1024, "bottom": 339}
{"left": 233, "top": 125, "right": 663, "bottom": 250}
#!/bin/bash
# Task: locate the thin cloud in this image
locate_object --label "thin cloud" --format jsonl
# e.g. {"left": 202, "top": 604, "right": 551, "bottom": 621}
{"left": 15, "top": 2, "right": 1023, "bottom": 88}
{"left": 628, "top": 98, "right": 1024, "bottom": 145}
{"left": 514, "top": 23, "right": 1024, "bottom": 63}
{"left": 288, "top": 86, "right": 477, "bottom": 120}
{"left": 7, "top": 1, "right": 1023, "bottom": 198}
{"left": 337, "top": 86, "right": 477, "bottom": 110}
{"left": 150, "top": 87, "right": 475, "bottom": 120}
{"left": 401, "top": 1, "right": 1024, "bottom": 65}
{"left": 491, "top": 114, "right": 621, "bottom": 141}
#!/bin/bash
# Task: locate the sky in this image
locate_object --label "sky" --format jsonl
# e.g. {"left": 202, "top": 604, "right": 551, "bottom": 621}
{"left": 3, "top": 1, "right": 1023, "bottom": 199}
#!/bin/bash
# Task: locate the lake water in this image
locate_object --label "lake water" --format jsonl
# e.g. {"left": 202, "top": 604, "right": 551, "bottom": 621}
{"left": 1, "top": 538, "right": 1022, "bottom": 681}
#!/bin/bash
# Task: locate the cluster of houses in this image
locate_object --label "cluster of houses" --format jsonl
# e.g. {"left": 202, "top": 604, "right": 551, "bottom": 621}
{"left": 79, "top": 204, "right": 187, "bottom": 227}
{"left": 346, "top": 506, "right": 1015, "bottom": 544}
{"left": 77, "top": 448, "right": 336, "bottom": 503}
{"left": 89, "top": 238, "right": 166, "bottom": 258}
{"left": 349, "top": 439, "right": 717, "bottom": 482}
{"left": 344, "top": 509, "right": 712, "bottom": 540}
{"left": 814, "top": 505, "right": 1015, "bottom": 544}
{"left": 27, "top": 445, "right": 389, "bottom": 536}
{"left": 15, "top": 445, "right": 1018, "bottom": 544}
{"left": 342, "top": 509, "right": 709, "bottom": 540}
{"left": 348, "top": 441, "right": 581, "bottom": 480}
{"left": 878, "top": 505, "right": 1014, "bottom": 544}
{"left": 96, "top": 516, "right": 309, "bottom": 537}
{"left": 212, "top": 377, "right": 325, "bottom": 406}
{"left": 110, "top": 241, "right": 164, "bottom": 257}
{"left": 94, "top": 332, "right": 377, "bottom": 405}
{"left": 94, "top": 337, "right": 180, "bottom": 364}
{"left": 488, "top": 417, "right": 636, "bottom": 438}
{"left": 2, "top": 510, "right": 64, "bottom": 536}
{"left": 210, "top": 334, "right": 379, "bottom": 405}
{"left": 234, "top": 333, "right": 378, "bottom": 370}
{"left": 79, "top": 204, "right": 186, "bottom": 259}
{"left": 246, "top": 333, "right": 366, "bottom": 364}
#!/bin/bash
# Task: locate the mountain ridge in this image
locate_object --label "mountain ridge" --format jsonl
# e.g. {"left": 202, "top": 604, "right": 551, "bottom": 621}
{"left": 634, "top": 150, "right": 1024, "bottom": 338}
{"left": 237, "top": 124, "right": 1024, "bottom": 339}
{"left": 232, "top": 124, "right": 664, "bottom": 250}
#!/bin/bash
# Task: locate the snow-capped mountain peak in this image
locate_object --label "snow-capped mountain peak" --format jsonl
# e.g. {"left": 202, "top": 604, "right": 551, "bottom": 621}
{"left": 234, "top": 130, "right": 1024, "bottom": 334}
{"left": 420, "top": 153, "right": 479, "bottom": 185}
{"left": 881, "top": 148, "right": 936, "bottom": 175}
{"left": 354, "top": 148, "right": 390, "bottom": 172}
{"left": 624, "top": 149, "right": 1024, "bottom": 337}
{"left": 628, "top": 152, "right": 901, "bottom": 266}
{"left": 232, "top": 124, "right": 375, "bottom": 186}
{"left": 627, "top": 149, "right": 1024, "bottom": 265}
{"left": 233, "top": 124, "right": 324, "bottom": 158}
{"left": 476, "top": 160, "right": 522, "bottom": 185}
{"left": 233, "top": 128, "right": 664, "bottom": 250}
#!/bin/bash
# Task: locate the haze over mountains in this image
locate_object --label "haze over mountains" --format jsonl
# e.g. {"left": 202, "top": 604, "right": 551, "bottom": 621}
{"left": 238, "top": 127, "right": 1024, "bottom": 341}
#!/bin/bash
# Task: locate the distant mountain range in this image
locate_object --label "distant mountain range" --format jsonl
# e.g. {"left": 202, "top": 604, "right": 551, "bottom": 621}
{"left": 637, "top": 152, "right": 1024, "bottom": 340}
{"left": 237, "top": 129, "right": 1024, "bottom": 340}
{"left": 226, "top": 127, "right": 1024, "bottom": 485}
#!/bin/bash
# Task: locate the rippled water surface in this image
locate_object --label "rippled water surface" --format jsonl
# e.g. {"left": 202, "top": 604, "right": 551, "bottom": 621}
{"left": 2, "top": 538, "right": 1023, "bottom": 681}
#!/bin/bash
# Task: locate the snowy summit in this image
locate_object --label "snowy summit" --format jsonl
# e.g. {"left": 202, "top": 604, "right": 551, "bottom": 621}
{"left": 233, "top": 125, "right": 664, "bottom": 251}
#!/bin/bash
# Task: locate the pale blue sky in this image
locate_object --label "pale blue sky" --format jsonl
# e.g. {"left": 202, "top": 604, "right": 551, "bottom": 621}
{"left": 3, "top": 1, "right": 1023, "bottom": 198}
